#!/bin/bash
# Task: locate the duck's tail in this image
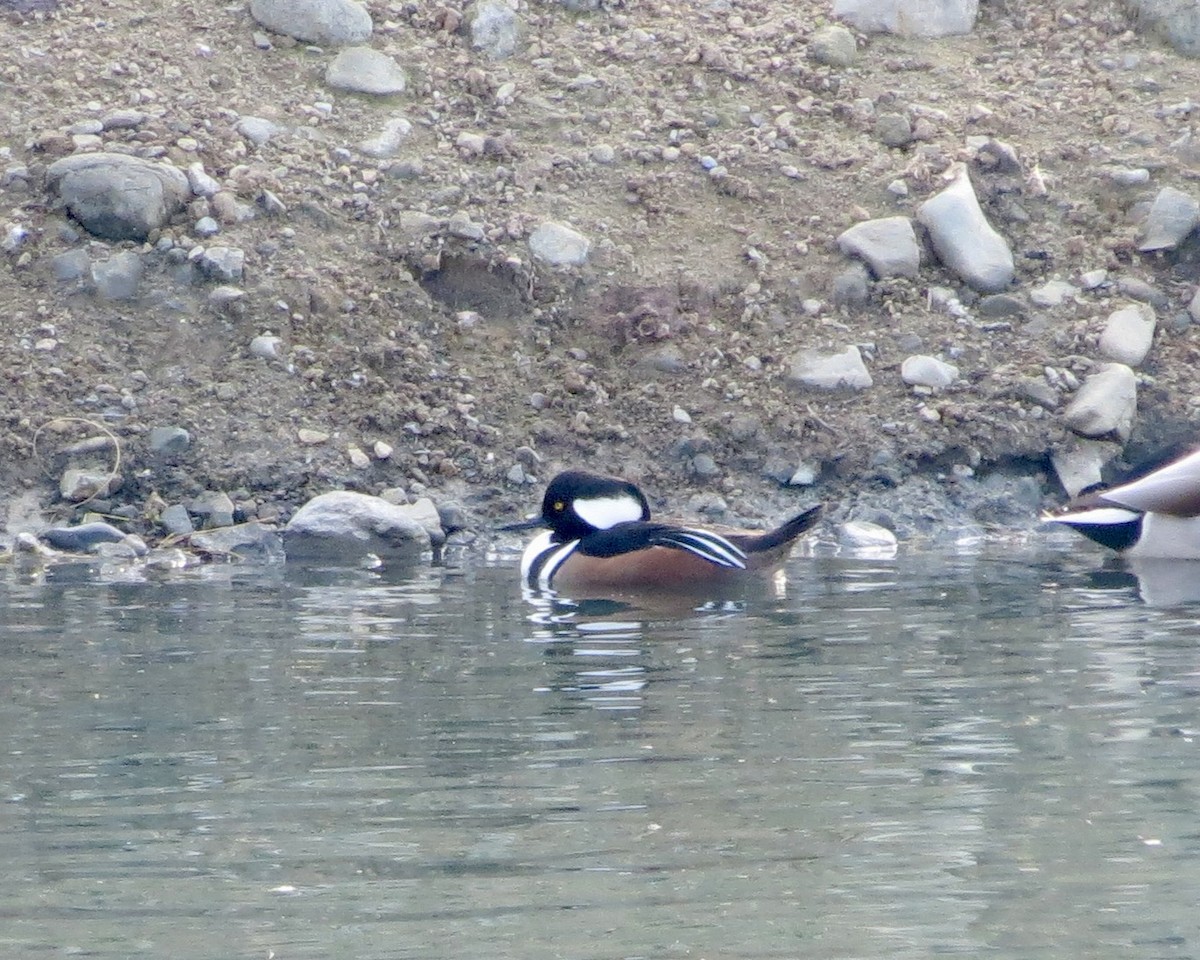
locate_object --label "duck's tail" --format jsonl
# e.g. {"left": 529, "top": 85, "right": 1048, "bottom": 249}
{"left": 723, "top": 504, "right": 822, "bottom": 572}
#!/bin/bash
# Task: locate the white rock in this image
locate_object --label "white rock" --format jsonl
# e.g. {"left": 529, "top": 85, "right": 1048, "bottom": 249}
{"left": 529, "top": 221, "right": 590, "bottom": 266}
{"left": 836, "top": 216, "right": 921, "bottom": 278}
{"left": 832, "top": 0, "right": 978, "bottom": 37}
{"left": 236, "top": 116, "right": 283, "bottom": 147}
{"left": 900, "top": 354, "right": 958, "bottom": 389}
{"left": 249, "top": 0, "right": 372, "bottom": 45}
{"left": 468, "top": 0, "right": 520, "bottom": 59}
{"left": 283, "top": 491, "right": 433, "bottom": 560}
{"left": 249, "top": 334, "right": 284, "bottom": 360}
{"left": 672, "top": 405, "right": 692, "bottom": 423}
{"left": 787, "top": 345, "right": 873, "bottom": 391}
{"left": 808, "top": 24, "right": 857, "bottom": 66}
{"left": 1051, "top": 439, "right": 1119, "bottom": 498}
{"left": 916, "top": 163, "right": 1014, "bottom": 293}
{"left": 326, "top": 47, "right": 407, "bottom": 95}
{"left": 838, "top": 521, "right": 898, "bottom": 556}
{"left": 1062, "top": 363, "right": 1137, "bottom": 441}
{"left": 1138, "top": 185, "right": 1200, "bottom": 252}
{"left": 374, "top": 440, "right": 393, "bottom": 460}
{"left": 1189, "top": 287, "right": 1200, "bottom": 323}
{"left": 186, "top": 162, "right": 221, "bottom": 198}
{"left": 1029, "top": 279, "right": 1078, "bottom": 307}
{"left": 1098, "top": 303, "right": 1156, "bottom": 367}
{"left": 60, "top": 469, "right": 114, "bottom": 502}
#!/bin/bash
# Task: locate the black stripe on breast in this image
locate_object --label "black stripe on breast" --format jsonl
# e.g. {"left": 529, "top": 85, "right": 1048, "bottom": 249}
{"left": 527, "top": 540, "right": 577, "bottom": 588}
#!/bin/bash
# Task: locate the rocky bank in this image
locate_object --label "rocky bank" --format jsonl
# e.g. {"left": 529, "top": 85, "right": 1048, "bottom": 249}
{"left": 3, "top": 0, "right": 1200, "bottom": 564}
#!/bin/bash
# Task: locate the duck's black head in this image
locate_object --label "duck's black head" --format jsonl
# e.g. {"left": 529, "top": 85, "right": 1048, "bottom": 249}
{"left": 538, "top": 470, "right": 651, "bottom": 541}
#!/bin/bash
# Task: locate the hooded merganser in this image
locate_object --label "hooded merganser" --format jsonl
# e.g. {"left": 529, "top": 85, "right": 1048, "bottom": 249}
{"left": 1045, "top": 447, "right": 1200, "bottom": 558}
{"left": 503, "top": 470, "right": 823, "bottom": 592}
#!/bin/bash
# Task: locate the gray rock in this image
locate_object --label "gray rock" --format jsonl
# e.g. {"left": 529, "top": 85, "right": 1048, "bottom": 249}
{"left": 837, "top": 520, "right": 898, "bottom": 554}
{"left": 235, "top": 116, "right": 283, "bottom": 147}
{"left": 977, "top": 293, "right": 1025, "bottom": 318}
{"left": 197, "top": 246, "right": 245, "bottom": 281}
{"left": 529, "top": 221, "right": 590, "bottom": 266}
{"left": 836, "top": 216, "right": 920, "bottom": 278}
{"left": 1029, "top": 279, "right": 1078, "bottom": 307}
{"left": 250, "top": 334, "right": 284, "bottom": 360}
{"left": 40, "top": 521, "right": 126, "bottom": 552}
{"left": 186, "top": 162, "right": 221, "bottom": 198}
{"left": 60, "top": 468, "right": 116, "bottom": 502}
{"left": 259, "top": 189, "right": 287, "bottom": 216}
{"left": 1051, "top": 439, "right": 1119, "bottom": 498}
{"left": 358, "top": 117, "right": 413, "bottom": 158}
{"left": 283, "top": 490, "right": 433, "bottom": 560}
{"left": 326, "top": 46, "right": 407, "bottom": 95}
{"left": 52, "top": 248, "right": 90, "bottom": 281}
{"left": 831, "top": 262, "right": 870, "bottom": 309}
{"left": 787, "top": 345, "right": 873, "bottom": 391}
{"left": 468, "top": 0, "right": 521, "bottom": 59}
{"left": 148, "top": 426, "right": 191, "bottom": 455}
{"left": 189, "top": 490, "right": 237, "bottom": 528}
{"left": 900, "top": 354, "right": 958, "bottom": 389}
{"left": 437, "top": 501, "right": 468, "bottom": 536}
{"left": 249, "top": 0, "right": 372, "bottom": 45}
{"left": 808, "top": 24, "right": 857, "bottom": 66}
{"left": 874, "top": 112, "right": 913, "bottom": 148}
{"left": 405, "top": 496, "right": 449, "bottom": 547}
{"left": 1189, "top": 286, "right": 1200, "bottom": 323}
{"left": 1098, "top": 303, "right": 1156, "bottom": 367}
{"left": 46, "top": 153, "right": 190, "bottom": 242}
{"left": 1062, "top": 363, "right": 1137, "bottom": 441}
{"left": 1116, "top": 276, "right": 1168, "bottom": 308}
{"left": 195, "top": 216, "right": 220, "bottom": 237}
{"left": 916, "top": 164, "right": 1014, "bottom": 293}
{"left": 1110, "top": 167, "right": 1151, "bottom": 187}
{"left": 1018, "top": 376, "right": 1059, "bottom": 410}
{"left": 91, "top": 251, "right": 144, "bottom": 301}
{"left": 1137, "top": 185, "right": 1199, "bottom": 251}
{"left": 1130, "top": 0, "right": 1200, "bottom": 57}
{"left": 832, "top": 0, "right": 978, "bottom": 36}
{"left": 190, "top": 521, "right": 285, "bottom": 562}
{"left": 160, "top": 503, "right": 194, "bottom": 536}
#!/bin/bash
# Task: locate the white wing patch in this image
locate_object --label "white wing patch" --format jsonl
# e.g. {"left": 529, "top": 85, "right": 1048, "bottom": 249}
{"left": 1048, "top": 507, "right": 1142, "bottom": 527}
{"left": 573, "top": 494, "right": 645, "bottom": 530}
{"left": 657, "top": 528, "right": 747, "bottom": 569}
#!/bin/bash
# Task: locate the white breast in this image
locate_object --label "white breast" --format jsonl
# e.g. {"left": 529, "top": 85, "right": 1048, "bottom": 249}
{"left": 520, "top": 531, "right": 579, "bottom": 589}
{"left": 1126, "top": 513, "right": 1200, "bottom": 560}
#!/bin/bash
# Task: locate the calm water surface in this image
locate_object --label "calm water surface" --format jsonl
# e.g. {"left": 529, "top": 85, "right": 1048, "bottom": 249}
{"left": 2, "top": 543, "right": 1200, "bottom": 959}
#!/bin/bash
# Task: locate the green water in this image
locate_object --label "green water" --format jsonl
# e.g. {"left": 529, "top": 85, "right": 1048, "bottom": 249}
{"left": 1, "top": 545, "right": 1198, "bottom": 959}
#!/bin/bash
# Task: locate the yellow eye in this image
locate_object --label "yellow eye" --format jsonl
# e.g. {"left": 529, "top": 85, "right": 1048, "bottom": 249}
{"left": 553, "top": 501, "right": 565, "bottom": 512}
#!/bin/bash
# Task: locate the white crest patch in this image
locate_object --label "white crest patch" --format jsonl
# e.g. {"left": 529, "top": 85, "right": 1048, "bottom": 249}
{"left": 573, "top": 494, "right": 644, "bottom": 530}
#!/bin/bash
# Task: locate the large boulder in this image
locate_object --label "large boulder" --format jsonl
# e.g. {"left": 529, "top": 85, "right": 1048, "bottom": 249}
{"left": 249, "top": 0, "right": 372, "bottom": 45}
{"left": 283, "top": 491, "right": 434, "bottom": 561}
{"left": 46, "top": 153, "right": 190, "bottom": 241}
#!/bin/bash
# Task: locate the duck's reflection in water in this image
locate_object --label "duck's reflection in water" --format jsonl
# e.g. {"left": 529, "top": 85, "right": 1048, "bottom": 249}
{"left": 518, "top": 590, "right": 753, "bottom": 710}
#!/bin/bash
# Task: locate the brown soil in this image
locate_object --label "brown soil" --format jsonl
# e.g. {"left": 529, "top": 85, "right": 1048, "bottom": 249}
{"left": 2, "top": 0, "right": 1199, "bottom": 545}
